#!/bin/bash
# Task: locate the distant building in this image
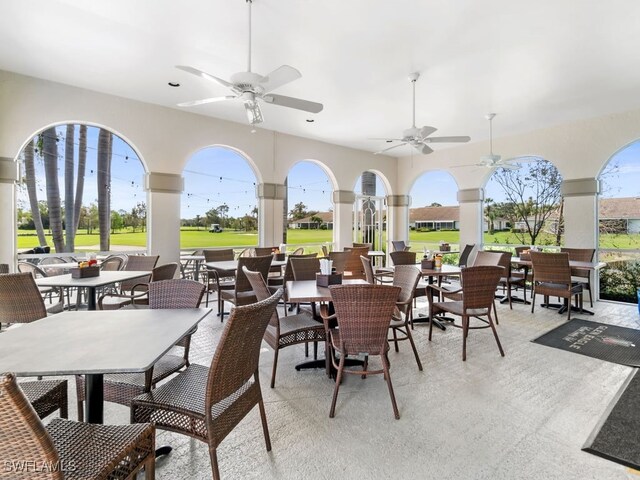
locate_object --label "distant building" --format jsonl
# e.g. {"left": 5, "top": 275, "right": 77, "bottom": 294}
{"left": 599, "top": 197, "right": 640, "bottom": 234}
{"left": 289, "top": 211, "right": 334, "bottom": 229}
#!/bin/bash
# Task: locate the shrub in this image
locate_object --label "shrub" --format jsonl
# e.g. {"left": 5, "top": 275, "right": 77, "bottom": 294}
{"left": 599, "top": 260, "right": 640, "bottom": 304}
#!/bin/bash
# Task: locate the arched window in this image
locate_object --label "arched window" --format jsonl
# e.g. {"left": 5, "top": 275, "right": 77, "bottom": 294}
{"left": 598, "top": 142, "right": 640, "bottom": 303}
{"left": 484, "top": 157, "right": 563, "bottom": 247}
{"left": 181, "top": 147, "right": 258, "bottom": 249}
{"left": 17, "top": 124, "right": 146, "bottom": 254}
{"left": 285, "top": 161, "right": 333, "bottom": 252}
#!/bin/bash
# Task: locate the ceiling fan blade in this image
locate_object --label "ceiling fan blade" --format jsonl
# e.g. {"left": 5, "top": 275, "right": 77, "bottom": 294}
{"left": 424, "top": 136, "right": 471, "bottom": 143}
{"left": 374, "top": 142, "right": 408, "bottom": 155}
{"left": 259, "top": 65, "right": 302, "bottom": 93}
{"left": 177, "top": 96, "right": 236, "bottom": 107}
{"left": 419, "top": 126, "right": 438, "bottom": 139}
{"left": 176, "top": 65, "right": 234, "bottom": 89}
{"left": 262, "top": 94, "right": 323, "bottom": 113}
{"left": 419, "top": 144, "right": 434, "bottom": 154}
{"left": 367, "top": 138, "right": 405, "bottom": 141}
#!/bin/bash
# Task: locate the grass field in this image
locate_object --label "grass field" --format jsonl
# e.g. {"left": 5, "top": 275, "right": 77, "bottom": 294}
{"left": 16, "top": 228, "right": 640, "bottom": 251}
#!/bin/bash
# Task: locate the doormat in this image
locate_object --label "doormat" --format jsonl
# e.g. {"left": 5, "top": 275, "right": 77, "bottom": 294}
{"left": 583, "top": 369, "right": 640, "bottom": 470}
{"left": 532, "top": 318, "right": 640, "bottom": 367}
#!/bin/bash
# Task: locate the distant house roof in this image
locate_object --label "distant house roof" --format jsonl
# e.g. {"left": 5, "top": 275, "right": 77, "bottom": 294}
{"left": 599, "top": 197, "right": 640, "bottom": 220}
{"left": 291, "top": 211, "right": 334, "bottom": 224}
{"left": 409, "top": 206, "right": 460, "bottom": 222}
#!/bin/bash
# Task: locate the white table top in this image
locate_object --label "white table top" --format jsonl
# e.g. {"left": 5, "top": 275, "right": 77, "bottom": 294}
{"left": 0, "top": 308, "right": 212, "bottom": 376}
{"left": 368, "top": 250, "right": 385, "bottom": 257}
{"left": 180, "top": 255, "right": 205, "bottom": 261}
{"left": 512, "top": 257, "right": 606, "bottom": 270}
{"left": 35, "top": 270, "right": 150, "bottom": 288}
{"left": 286, "top": 279, "right": 369, "bottom": 303}
{"left": 205, "top": 259, "right": 287, "bottom": 271}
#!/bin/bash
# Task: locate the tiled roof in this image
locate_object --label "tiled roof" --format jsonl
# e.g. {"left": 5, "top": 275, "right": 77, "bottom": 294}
{"left": 291, "top": 211, "right": 334, "bottom": 223}
{"left": 409, "top": 206, "right": 460, "bottom": 222}
{"left": 599, "top": 197, "right": 640, "bottom": 220}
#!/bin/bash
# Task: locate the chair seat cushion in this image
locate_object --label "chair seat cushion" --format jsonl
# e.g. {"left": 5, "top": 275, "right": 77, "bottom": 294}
{"left": 47, "top": 418, "right": 154, "bottom": 480}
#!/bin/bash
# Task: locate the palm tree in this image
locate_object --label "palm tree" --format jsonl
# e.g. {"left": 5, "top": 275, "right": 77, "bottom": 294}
{"left": 310, "top": 215, "right": 323, "bottom": 229}
{"left": 23, "top": 139, "right": 48, "bottom": 246}
{"left": 484, "top": 197, "right": 496, "bottom": 234}
{"left": 97, "top": 128, "right": 112, "bottom": 251}
{"left": 64, "top": 124, "right": 75, "bottom": 251}
{"left": 42, "top": 127, "right": 64, "bottom": 252}
{"left": 73, "top": 124, "right": 87, "bottom": 236}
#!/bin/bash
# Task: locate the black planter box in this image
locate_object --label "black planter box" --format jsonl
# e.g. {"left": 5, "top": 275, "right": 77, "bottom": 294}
{"left": 316, "top": 273, "right": 342, "bottom": 287}
{"left": 70, "top": 266, "right": 100, "bottom": 278}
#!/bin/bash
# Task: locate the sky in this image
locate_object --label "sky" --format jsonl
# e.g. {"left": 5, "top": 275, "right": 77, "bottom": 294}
{"left": 17, "top": 126, "right": 640, "bottom": 219}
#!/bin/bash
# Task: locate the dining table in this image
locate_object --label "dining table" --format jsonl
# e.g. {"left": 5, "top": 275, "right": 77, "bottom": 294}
{"left": 35, "top": 270, "right": 151, "bottom": 311}
{"left": 0, "top": 308, "right": 212, "bottom": 424}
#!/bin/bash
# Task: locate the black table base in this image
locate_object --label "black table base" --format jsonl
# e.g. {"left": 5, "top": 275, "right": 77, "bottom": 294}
{"left": 85, "top": 373, "right": 104, "bottom": 424}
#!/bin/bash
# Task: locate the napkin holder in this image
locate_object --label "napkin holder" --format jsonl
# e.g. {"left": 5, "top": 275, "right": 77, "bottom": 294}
{"left": 421, "top": 259, "right": 435, "bottom": 269}
{"left": 274, "top": 253, "right": 285, "bottom": 261}
{"left": 70, "top": 266, "right": 100, "bottom": 278}
{"left": 316, "top": 273, "right": 342, "bottom": 287}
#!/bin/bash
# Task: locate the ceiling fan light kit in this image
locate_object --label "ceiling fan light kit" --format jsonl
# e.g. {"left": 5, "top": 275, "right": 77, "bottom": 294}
{"left": 176, "top": 0, "right": 323, "bottom": 125}
{"left": 372, "top": 72, "right": 470, "bottom": 155}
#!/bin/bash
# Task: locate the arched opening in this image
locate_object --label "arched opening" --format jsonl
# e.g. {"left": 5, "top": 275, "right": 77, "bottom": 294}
{"left": 598, "top": 141, "right": 640, "bottom": 303}
{"left": 180, "top": 146, "right": 258, "bottom": 249}
{"left": 16, "top": 123, "right": 146, "bottom": 256}
{"left": 353, "top": 171, "right": 389, "bottom": 251}
{"left": 408, "top": 170, "right": 459, "bottom": 254}
{"left": 484, "top": 156, "right": 564, "bottom": 248}
{"left": 285, "top": 160, "right": 334, "bottom": 254}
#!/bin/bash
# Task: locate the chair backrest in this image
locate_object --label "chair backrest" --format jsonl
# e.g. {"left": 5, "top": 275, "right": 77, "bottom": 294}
{"left": 328, "top": 251, "right": 349, "bottom": 274}
{"left": 328, "top": 285, "right": 400, "bottom": 355}
{"left": 391, "top": 240, "right": 407, "bottom": 252}
{"left": 39, "top": 256, "right": 66, "bottom": 265}
{"left": 514, "top": 246, "right": 529, "bottom": 258}
{"left": 149, "top": 279, "right": 205, "bottom": 309}
{"left": 390, "top": 251, "right": 416, "bottom": 266}
{"left": 291, "top": 247, "right": 304, "bottom": 255}
{"left": 17, "top": 261, "right": 48, "bottom": 279}
{"left": 459, "top": 244, "right": 475, "bottom": 267}
{"left": 560, "top": 247, "right": 595, "bottom": 277}
{"left": 100, "top": 255, "right": 124, "bottom": 271}
{"left": 282, "top": 253, "right": 317, "bottom": 283}
{"left": 530, "top": 251, "right": 572, "bottom": 285}
{"left": 243, "top": 267, "right": 279, "bottom": 328}
{"left": 0, "top": 264, "right": 9, "bottom": 274}
{"left": 151, "top": 262, "right": 178, "bottom": 282}
{"left": 0, "top": 373, "right": 63, "bottom": 480}
{"left": 203, "top": 249, "right": 234, "bottom": 262}
{"left": 352, "top": 242, "right": 372, "bottom": 249}
{"left": 237, "top": 248, "right": 255, "bottom": 258}
{"left": 254, "top": 247, "right": 277, "bottom": 257}
{"left": 0, "top": 273, "right": 48, "bottom": 324}
{"left": 235, "top": 255, "right": 273, "bottom": 292}
{"left": 460, "top": 266, "right": 504, "bottom": 311}
{"left": 360, "top": 256, "right": 375, "bottom": 284}
{"left": 343, "top": 247, "right": 369, "bottom": 279}
{"left": 121, "top": 255, "right": 159, "bottom": 292}
{"left": 472, "top": 251, "right": 501, "bottom": 266}
{"left": 290, "top": 256, "right": 321, "bottom": 281}
{"left": 393, "top": 265, "right": 421, "bottom": 310}
{"left": 205, "top": 289, "right": 282, "bottom": 420}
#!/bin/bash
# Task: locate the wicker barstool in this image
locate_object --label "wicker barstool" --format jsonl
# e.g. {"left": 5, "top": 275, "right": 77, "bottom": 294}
{"left": 1, "top": 373, "right": 155, "bottom": 480}
{"left": 389, "top": 265, "right": 423, "bottom": 370}
{"left": 131, "top": 289, "right": 282, "bottom": 480}
{"left": 530, "top": 251, "right": 583, "bottom": 320}
{"left": 218, "top": 255, "right": 273, "bottom": 320}
{"left": 320, "top": 284, "right": 401, "bottom": 419}
{"left": 203, "top": 248, "right": 236, "bottom": 309}
{"left": 428, "top": 265, "right": 505, "bottom": 361}
{"left": 244, "top": 267, "right": 325, "bottom": 388}
{"left": 76, "top": 279, "right": 205, "bottom": 421}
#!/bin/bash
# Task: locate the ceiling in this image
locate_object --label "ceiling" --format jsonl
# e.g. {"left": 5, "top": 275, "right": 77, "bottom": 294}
{"left": 2, "top": 0, "right": 640, "bottom": 156}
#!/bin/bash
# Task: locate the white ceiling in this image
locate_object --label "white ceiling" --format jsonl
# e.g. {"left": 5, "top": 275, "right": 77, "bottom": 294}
{"left": 2, "top": 0, "right": 640, "bottom": 156}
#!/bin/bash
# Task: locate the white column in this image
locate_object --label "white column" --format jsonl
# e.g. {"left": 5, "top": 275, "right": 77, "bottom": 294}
{"left": 257, "top": 183, "right": 285, "bottom": 247}
{"left": 562, "top": 179, "right": 599, "bottom": 249}
{"left": 387, "top": 194, "right": 410, "bottom": 252}
{"left": 457, "top": 188, "right": 484, "bottom": 251}
{"left": 145, "top": 172, "right": 183, "bottom": 267}
{"left": 332, "top": 190, "right": 355, "bottom": 251}
{"left": 0, "top": 158, "right": 19, "bottom": 270}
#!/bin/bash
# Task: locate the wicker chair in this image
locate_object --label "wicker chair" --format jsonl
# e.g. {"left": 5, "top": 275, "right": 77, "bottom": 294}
{"left": 203, "top": 248, "right": 236, "bottom": 309}
{"left": 342, "top": 247, "right": 369, "bottom": 279}
{"left": 100, "top": 255, "right": 125, "bottom": 271}
{"left": 458, "top": 244, "right": 475, "bottom": 267}
{"left": 530, "top": 251, "right": 583, "bottom": 320}
{"left": 0, "top": 263, "right": 9, "bottom": 274}
{"left": 97, "top": 262, "right": 178, "bottom": 310}
{"left": 327, "top": 251, "right": 349, "bottom": 275}
{"left": 131, "top": 289, "right": 282, "bottom": 480}
{"left": 389, "top": 265, "right": 423, "bottom": 370}
{"left": 255, "top": 247, "right": 277, "bottom": 256}
{"left": 218, "top": 255, "right": 273, "bottom": 320}
{"left": 392, "top": 240, "right": 411, "bottom": 252}
{"left": 428, "top": 265, "right": 505, "bottom": 361}
{"left": 289, "top": 256, "right": 320, "bottom": 281}
{"left": 352, "top": 242, "right": 372, "bottom": 249}
{"left": 291, "top": 247, "right": 304, "bottom": 255}
{"left": 76, "top": 279, "right": 206, "bottom": 421}
{"left": 491, "top": 251, "right": 527, "bottom": 310}
{"left": 561, "top": 247, "right": 596, "bottom": 307}
{"left": 320, "top": 284, "right": 401, "bottom": 419}
{"left": 360, "top": 255, "right": 392, "bottom": 284}
{"left": 244, "top": 267, "right": 325, "bottom": 387}
{"left": 16, "top": 261, "right": 63, "bottom": 306}
{"left": 390, "top": 250, "right": 416, "bottom": 266}
{"left": 267, "top": 253, "right": 317, "bottom": 311}
{"left": 1, "top": 373, "right": 155, "bottom": 480}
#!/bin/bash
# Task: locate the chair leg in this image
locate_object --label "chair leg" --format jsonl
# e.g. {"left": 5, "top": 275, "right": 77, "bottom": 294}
{"left": 507, "top": 284, "right": 513, "bottom": 310}
{"left": 587, "top": 280, "right": 593, "bottom": 307}
{"left": 381, "top": 353, "right": 400, "bottom": 420}
{"left": 313, "top": 341, "right": 318, "bottom": 360}
{"left": 77, "top": 400, "right": 83, "bottom": 422}
{"left": 392, "top": 327, "right": 399, "bottom": 352}
{"left": 493, "top": 299, "right": 499, "bottom": 325}
{"left": 257, "top": 396, "right": 272, "bottom": 452}
{"left": 209, "top": 448, "right": 220, "bottom": 480}
{"left": 405, "top": 325, "right": 423, "bottom": 371}
{"left": 428, "top": 304, "right": 434, "bottom": 341}
{"left": 59, "top": 395, "right": 68, "bottom": 419}
{"left": 270, "top": 349, "right": 279, "bottom": 388}
{"left": 530, "top": 288, "right": 536, "bottom": 314}
{"left": 305, "top": 342, "right": 309, "bottom": 357}
{"left": 566, "top": 298, "right": 572, "bottom": 321}
{"left": 488, "top": 312, "right": 505, "bottom": 357}
{"left": 144, "top": 454, "right": 155, "bottom": 480}
{"left": 330, "top": 354, "right": 346, "bottom": 418}
{"left": 462, "top": 315, "right": 468, "bottom": 361}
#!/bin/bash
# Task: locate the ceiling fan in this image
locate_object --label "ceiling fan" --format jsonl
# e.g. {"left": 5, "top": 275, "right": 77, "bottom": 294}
{"left": 175, "top": 0, "right": 323, "bottom": 125}
{"left": 372, "top": 72, "right": 470, "bottom": 155}
{"left": 474, "top": 113, "right": 520, "bottom": 170}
